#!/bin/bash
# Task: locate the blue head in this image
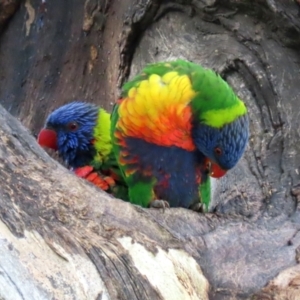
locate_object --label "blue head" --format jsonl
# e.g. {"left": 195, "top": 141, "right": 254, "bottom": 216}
{"left": 38, "top": 102, "right": 99, "bottom": 168}
{"left": 192, "top": 114, "right": 249, "bottom": 173}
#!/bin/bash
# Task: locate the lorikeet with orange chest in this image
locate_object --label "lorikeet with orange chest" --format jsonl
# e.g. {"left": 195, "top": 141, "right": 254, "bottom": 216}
{"left": 37, "top": 102, "right": 128, "bottom": 200}
{"left": 111, "top": 59, "right": 249, "bottom": 211}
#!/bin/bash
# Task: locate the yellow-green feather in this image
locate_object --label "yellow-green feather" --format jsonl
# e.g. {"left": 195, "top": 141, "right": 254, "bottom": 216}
{"left": 93, "top": 109, "right": 113, "bottom": 164}
{"left": 92, "top": 108, "right": 129, "bottom": 201}
{"left": 201, "top": 100, "right": 247, "bottom": 128}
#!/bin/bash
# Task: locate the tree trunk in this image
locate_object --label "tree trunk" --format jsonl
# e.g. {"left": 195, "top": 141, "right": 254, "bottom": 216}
{"left": 1, "top": 0, "right": 300, "bottom": 299}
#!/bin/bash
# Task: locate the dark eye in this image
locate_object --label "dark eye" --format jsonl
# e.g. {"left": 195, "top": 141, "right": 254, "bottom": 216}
{"left": 214, "top": 147, "right": 222, "bottom": 156}
{"left": 205, "top": 161, "right": 211, "bottom": 173}
{"left": 203, "top": 158, "right": 211, "bottom": 174}
{"left": 67, "top": 121, "right": 79, "bottom": 131}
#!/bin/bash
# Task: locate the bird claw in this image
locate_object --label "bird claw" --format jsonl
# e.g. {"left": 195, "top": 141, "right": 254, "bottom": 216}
{"left": 149, "top": 199, "right": 170, "bottom": 212}
{"left": 189, "top": 202, "right": 204, "bottom": 213}
{"left": 103, "top": 176, "right": 116, "bottom": 188}
{"left": 73, "top": 166, "right": 116, "bottom": 191}
{"left": 74, "top": 166, "right": 94, "bottom": 178}
{"left": 85, "top": 172, "right": 110, "bottom": 190}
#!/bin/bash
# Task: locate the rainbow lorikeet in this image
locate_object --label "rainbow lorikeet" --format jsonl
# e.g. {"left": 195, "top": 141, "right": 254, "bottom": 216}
{"left": 37, "top": 102, "right": 128, "bottom": 199}
{"left": 111, "top": 59, "right": 249, "bottom": 211}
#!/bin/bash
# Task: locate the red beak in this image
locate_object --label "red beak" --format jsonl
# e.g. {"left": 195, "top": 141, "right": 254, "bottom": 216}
{"left": 210, "top": 162, "right": 227, "bottom": 178}
{"left": 204, "top": 158, "right": 227, "bottom": 178}
{"left": 37, "top": 128, "right": 58, "bottom": 151}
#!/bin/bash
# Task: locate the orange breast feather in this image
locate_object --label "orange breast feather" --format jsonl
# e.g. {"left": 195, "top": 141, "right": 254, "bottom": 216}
{"left": 117, "top": 71, "right": 197, "bottom": 151}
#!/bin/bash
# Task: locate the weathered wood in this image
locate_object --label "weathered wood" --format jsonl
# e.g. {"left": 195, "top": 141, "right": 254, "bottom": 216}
{"left": 0, "top": 0, "right": 21, "bottom": 32}
{"left": 1, "top": 0, "right": 300, "bottom": 299}
{"left": 0, "top": 103, "right": 210, "bottom": 299}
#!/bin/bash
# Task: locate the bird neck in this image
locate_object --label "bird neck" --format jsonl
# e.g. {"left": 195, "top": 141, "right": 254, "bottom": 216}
{"left": 189, "top": 68, "right": 247, "bottom": 128}
{"left": 92, "top": 108, "right": 113, "bottom": 165}
{"left": 199, "top": 99, "right": 247, "bottom": 128}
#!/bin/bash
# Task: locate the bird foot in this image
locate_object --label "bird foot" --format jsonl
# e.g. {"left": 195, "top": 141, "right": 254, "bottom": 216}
{"left": 73, "top": 166, "right": 116, "bottom": 191}
{"left": 74, "top": 166, "right": 94, "bottom": 178}
{"left": 189, "top": 202, "right": 204, "bottom": 213}
{"left": 149, "top": 199, "right": 170, "bottom": 212}
{"left": 102, "top": 176, "right": 116, "bottom": 188}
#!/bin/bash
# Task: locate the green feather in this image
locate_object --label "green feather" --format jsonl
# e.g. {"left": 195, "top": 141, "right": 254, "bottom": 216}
{"left": 199, "top": 175, "right": 211, "bottom": 212}
{"left": 88, "top": 108, "right": 129, "bottom": 201}
{"left": 128, "top": 180, "right": 156, "bottom": 207}
{"left": 92, "top": 109, "right": 113, "bottom": 166}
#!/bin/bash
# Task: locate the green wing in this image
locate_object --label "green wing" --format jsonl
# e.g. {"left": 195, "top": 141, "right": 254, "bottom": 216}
{"left": 199, "top": 174, "right": 211, "bottom": 212}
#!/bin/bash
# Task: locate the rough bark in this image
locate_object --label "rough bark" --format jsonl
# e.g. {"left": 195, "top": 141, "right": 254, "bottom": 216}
{"left": 0, "top": 0, "right": 21, "bottom": 32}
{"left": 1, "top": 0, "right": 300, "bottom": 299}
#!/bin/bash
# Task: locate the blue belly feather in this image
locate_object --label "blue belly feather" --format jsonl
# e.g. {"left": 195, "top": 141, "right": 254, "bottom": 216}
{"left": 124, "top": 137, "right": 206, "bottom": 208}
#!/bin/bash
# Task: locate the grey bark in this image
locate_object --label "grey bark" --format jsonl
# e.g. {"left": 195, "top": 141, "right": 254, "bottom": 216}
{"left": 1, "top": 0, "right": 300, "bottom": 299}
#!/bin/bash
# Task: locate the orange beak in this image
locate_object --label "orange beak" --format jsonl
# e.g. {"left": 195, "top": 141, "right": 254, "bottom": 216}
{"left": 205, "top": 158, "right": 227, "bottom": 178}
